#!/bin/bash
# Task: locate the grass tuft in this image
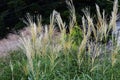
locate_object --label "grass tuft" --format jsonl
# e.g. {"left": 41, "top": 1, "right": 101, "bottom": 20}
{"left": 0, "top": 0, "right": 120, "bottom": 80}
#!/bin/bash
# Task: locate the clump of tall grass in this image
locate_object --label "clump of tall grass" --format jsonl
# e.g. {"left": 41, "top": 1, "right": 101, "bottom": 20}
{"left": 15, "top": 0, "right": 120, "bottom": 79}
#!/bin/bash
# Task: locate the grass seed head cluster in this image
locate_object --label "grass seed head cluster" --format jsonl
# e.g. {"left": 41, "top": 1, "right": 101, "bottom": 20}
{"left": 8, "top": 0, "right": 120, "bottom": 79}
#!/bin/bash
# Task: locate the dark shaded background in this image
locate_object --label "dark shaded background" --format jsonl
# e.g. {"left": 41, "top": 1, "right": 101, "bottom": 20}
{"left": 0, "top": 0, "right": 119, "bottom": 39}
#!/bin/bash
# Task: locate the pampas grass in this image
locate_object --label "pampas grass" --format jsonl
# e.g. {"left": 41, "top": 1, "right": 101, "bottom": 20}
{"left": 4, "top": 0, "right": 120, "bottom": 79}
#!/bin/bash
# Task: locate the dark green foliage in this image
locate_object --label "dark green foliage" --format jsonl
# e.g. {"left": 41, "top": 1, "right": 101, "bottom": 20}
{"left": 0, "top": 0, "right": 119, "bottom": 38}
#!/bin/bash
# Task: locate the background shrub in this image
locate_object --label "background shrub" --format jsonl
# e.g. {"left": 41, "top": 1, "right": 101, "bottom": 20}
{"left": 0, "top": 0, "right": 119, "bottom": 38}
